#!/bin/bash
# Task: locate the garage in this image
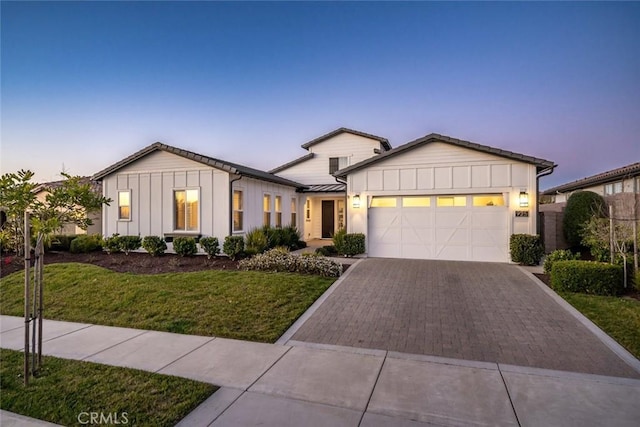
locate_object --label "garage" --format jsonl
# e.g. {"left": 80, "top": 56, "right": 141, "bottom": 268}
{"left": 368, "top": 194, "right": 509, "bottom": 262}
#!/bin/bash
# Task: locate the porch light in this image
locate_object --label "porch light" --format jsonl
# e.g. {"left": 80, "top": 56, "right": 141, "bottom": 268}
{"left": 352, "top": 194, "right": 361, "bottom": 208}
{"left": 519, "top": 191, "right": 529, "bottom": 208}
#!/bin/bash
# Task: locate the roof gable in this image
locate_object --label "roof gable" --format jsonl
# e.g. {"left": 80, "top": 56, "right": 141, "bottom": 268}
{"left": 301, "top": 127, "right": 391, "bottom": 151}
{"left": 543, "top": 162, "right": 640, "bottom": 194}
{"left": 335, "top": 133, "right": 555, "bottom": 177}
{"left": 92, "top": 142, "right": 305, "bottom": 189}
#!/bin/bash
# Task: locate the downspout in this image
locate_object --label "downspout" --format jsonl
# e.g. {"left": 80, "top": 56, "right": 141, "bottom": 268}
{"left": 536, "top": 165, "right": 557, "bottom": 235}
{"left": 229, "top": 174, "right": 242, "bottom": 236}
{"left": 335, "top": 175, "right": 348, "bottom": 232}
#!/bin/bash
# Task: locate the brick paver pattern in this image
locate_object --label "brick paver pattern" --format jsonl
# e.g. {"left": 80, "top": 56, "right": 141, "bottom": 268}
{"left": 292, "top": 259, "right": 640, "bottom": 379}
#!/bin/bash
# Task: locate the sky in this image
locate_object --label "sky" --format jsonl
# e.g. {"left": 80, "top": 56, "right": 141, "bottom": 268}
{"left": 1, "top": 1, "right": 639, "bottom": 190}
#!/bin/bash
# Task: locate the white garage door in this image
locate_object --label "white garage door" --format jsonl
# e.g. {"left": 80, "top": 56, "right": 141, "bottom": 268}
{"left": 368, "top": 194, "right": 509, "bottom": 262}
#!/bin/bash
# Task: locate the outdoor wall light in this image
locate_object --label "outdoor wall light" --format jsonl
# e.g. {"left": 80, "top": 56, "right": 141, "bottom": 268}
{"left": 352, "top": 194, "right": 361, "bottom": 208}
{"left": 519, "top": 191, "right": 529, "bottom": 208}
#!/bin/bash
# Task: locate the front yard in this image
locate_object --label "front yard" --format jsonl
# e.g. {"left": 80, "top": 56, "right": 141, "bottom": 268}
{"left": 0, "top": 263, "right": 335, "bottom": 342}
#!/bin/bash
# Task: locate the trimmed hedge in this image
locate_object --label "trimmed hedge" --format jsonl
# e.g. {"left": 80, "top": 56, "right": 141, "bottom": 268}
{"left": 342, "top": 233, "right": 365, "bottom": 257}
{"left": 141, "top": 236, "right": 167, "bottom": 256}
{"left": 562, "top": 191, "right": 605, "bottom": 248}
{"left": 510, "top": 234, "right": 543, "bottom": 266}
{"left": 70, "top": 234, "right": 102, "bottom": 253}
{"left": 119, "top": 235, "right": 142, "bottom": 255}
{"left": 551, "top": 260, "right": 624, "bottom": 296}
{"left": 49, "top": 234, "right": 78, "bottom": 252}
{"left": 543, "top": 249, "right": 580, "bottom": 274}
{"left": 199, "top": 237, "right": 220, "bottom": 259}
{"left": 223, "top": 236, "right": 245, "bottom": 260}
{"left": 103, "top": 234, "right": 122, "bottom": 254}
{"left": 173, "top": 237, "right": 197, "bottom": 257}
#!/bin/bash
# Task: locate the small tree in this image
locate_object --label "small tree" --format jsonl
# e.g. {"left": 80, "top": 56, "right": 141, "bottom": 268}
{"left": 563, "top": 191, "right": 605, "bottom": 248}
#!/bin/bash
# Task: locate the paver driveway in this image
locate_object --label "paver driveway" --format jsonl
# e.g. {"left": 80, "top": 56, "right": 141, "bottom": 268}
{"left": 291, "top": 258, "right": 640, "bottom": 379}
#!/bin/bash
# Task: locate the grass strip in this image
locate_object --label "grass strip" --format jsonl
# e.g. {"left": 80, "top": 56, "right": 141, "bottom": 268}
{"left": 0, "top": 348, "right": 216, "bottom": 426}
{"left": 0, "top": 263, "right": 335, "bottom": 342}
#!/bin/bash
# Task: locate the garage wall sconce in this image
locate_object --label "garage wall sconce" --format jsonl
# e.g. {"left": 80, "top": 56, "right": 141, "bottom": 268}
{"left": 519, "top": 191, "right": 529, "bottom": 208}
{"left": 352, "top": 194, "right": 361, "bottom": 208}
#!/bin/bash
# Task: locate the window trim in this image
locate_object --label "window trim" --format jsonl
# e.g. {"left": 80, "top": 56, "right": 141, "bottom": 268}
{"left": 118, "top": 190, "right": 132, "bottom": 221}
{"left": 275, "top": 195, "right": 282, "bottom": 228}
{"left": 604, "top": 181, "right": 623, "bottom": 195}
{"left": 173, "top": 187, "right": 200, "bottom": 232}
{"left": 233, "top": 189, "right": 244, "bottom": 232}
{"left": 263, "top": 193, "right": 272, "bottom": 227}
{"left": 291, "top": 197, "right": 297, "bottom": 227}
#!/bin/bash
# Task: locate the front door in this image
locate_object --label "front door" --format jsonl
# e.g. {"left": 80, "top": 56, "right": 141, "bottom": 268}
{"left": 321, "top": 200, "right": 335, "bottom": 238}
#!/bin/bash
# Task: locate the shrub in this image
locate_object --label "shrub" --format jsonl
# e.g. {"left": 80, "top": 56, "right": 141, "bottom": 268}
{"left": 141, "top": 236, "right": 167, "bottom": 256}
{"left": 543, "top": 249, "right": 580, "bottom": 274}
{"left": 199, "top": 236, "right": 220, "bottom": 259}
{"left": 333, "top": 228, "right": 346, "bottom": 254}
{"left": 635, "top": 271, "right": 640, "bottom": 292}
{"left": 173, "top": 236, "right": 197, "bottom": 257}
{"left": 223, "top": 235, "right": 245, "bottom": 260}
{"left": 103, "top": 234, "right": 122, "bottom": 254}
{"left": 49, "top": 234, "right": 78, "bottom": 252}
{"left": 119, "top": 235, "right": 142, "bottom": 255}
{"left": 551, "top": 260, "right": 624, "bottom": 296}
{"left": 238, "top": 248, "right": 341, "bottom": 277}
{"left": 510, "top": 234, "right": 544, "bottom": 266}
{"left": 563, "top": 191, "right": 605, "bottom": 248}
{"left": 315, "top": 245, "right": 338, "bottom": 257}
{"left": 246, "top": 228, "right": 269, "bottom": 254}
{"left": 70, "top": 234, "right": 102, "bottom": 253}
{"left": 281, "top": 225, "right": 303, "bottom": 250}
{"left": 343, "top": 233, "right": 365, "bottom": 257}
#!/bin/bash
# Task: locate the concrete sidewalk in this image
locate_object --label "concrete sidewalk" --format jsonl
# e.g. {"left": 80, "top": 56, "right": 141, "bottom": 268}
{"left": 2, "top": 315, "right": 640, "bottom": 426}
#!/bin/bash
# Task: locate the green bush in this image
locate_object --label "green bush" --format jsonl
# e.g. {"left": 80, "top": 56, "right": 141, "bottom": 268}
{"left": 246, "top": 227, "right": 269, "bottom": 254}
{"left": 173, "top": 237, "right": 197, "bottom": 257}
{"left": 343, "top": 233, "right": 365, "bottom": 257}
{"left": 635, "top": 271, "right": 640, "bottom": 292}
{"left": 563, "top": 191, "right": 605, "bottom": 248}
{"left": 281, "top": 225, "right": 303, "bottom": 250}
{"left": 332, "top": 228, "right": 346, "bottom": 254}
{"left": 49, "top": 234, "right": 78, "bottom": 252}
{"left": 551, "top": 260, "right": 624, "bottom": 296}
{"left": 315, "top": 245, "right": 338, "bottom": 257}
{"left": 199, "top": 237, "right": 220, "bottom": 259}
{"left": 510, "top": 234, "right": 544, "bottom": 266}
{"left": 223, "top": 235, "right": 245, "bottom": 260}
{"left": 70, "top": 234, "right": 102, "bottom": 253}
{"left": 103, "top": 234, "right": 122, "bottom": 254}
{"left": 119, "top": 235, "right": 142, "bottom": 255}
{"left": 543, "top": 249, "right": 580, "bottom": 274}
{"left": 141, "top": 236, "right": 167, "bottom": 256}
{"left": 238, "top": 248, "right": 341, "bottom": 277}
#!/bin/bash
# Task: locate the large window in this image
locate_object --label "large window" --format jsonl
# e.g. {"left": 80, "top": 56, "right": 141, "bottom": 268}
{"left": 263, "top": 194, "right": 271, "bottom": 226}
{"left": 604, "top": 181, "right": 623, "bottom": 195}
{"left": 275, "top": 196, "right": 282, "bottom": 228}
{"left": 290, "top": 198, "right": 297, "bottom": 226}
{"left": 233, "top": 190, "right": 243, "bottom": 232}
{"left": 174, "top": 189, "right": 199, "bottom": 231}
{"left": 118, "top": 191, "right": 131, "bottom": 220}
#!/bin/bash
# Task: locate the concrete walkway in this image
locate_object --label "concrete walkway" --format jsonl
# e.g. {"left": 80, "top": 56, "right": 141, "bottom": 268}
{"left": 2, "top": 315, "right": 640, "bottom": 426}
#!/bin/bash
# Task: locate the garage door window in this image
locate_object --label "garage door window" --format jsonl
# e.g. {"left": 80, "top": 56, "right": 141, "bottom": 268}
{"left": 437, "top": 196, "right": 466, "bottom": 207}
{"left": 371, "top": 197, "right": 397, "bottom": 207}
{"left": 473, "top": 194, "right": 505, "bottom": 207}
{"left": 402, "top": 197, "right": 430, "bottom": 207}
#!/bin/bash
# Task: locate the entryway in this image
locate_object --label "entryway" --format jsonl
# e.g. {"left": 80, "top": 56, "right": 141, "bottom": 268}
{"left": 321, "top": 200, "right": 335, "bottom": 238}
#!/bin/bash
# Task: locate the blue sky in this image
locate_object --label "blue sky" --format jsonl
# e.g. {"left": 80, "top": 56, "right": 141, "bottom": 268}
{"left": 2, "top": 1, "right": 639, "bottom": 189}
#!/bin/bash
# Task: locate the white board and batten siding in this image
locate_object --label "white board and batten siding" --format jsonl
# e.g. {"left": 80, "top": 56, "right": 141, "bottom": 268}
{"left": 346, "top": 142, "right": 538, "bottom": 263}
{"left": 276, "top": 133, "right": 385, "bottom": 184}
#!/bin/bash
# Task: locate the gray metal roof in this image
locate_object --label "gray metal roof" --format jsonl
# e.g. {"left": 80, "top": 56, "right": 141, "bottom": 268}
{"left": 301, "top": 184, "right": 346, "bottom": 193}
{"left": 334, "top": 133, "right": 555, "bottom": 177}
{"left": 543, "top": 162, "right": 640, "bottom": 195}
{"left": 301, "top": 127, "right": 392, "bottom": 151}
{"left": 269, "top": 153, "right": 314, "bottom": 174}
{"left": 91, "top": 142, "right": 306, "bottom": 189}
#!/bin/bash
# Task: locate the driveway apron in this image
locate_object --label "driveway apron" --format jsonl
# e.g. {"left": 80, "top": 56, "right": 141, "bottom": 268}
{"left": 290, "top": 258, "right": 640, "bottom": 379}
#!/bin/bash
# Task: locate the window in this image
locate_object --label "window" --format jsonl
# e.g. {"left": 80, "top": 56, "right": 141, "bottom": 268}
{"left": 275, "top": 196, "right": 282, "bottom": 228}
{"left": 118, "top": 191, "right": 131, "bottom": 220}
{"left": 371, "top": 197, "right": 397, "bottom": 208}
{"left": 472, "top": 194, "right": 505, "bottom": 207}
{"left": 604, "top": 181, "right": 623, "bottom": 195}
{"left": 291, "top": 198, "right": 297, "bottom": 226}
{"left": 329, "top": 157, "right": 348, "bottom": 174}
{"left": 437, "top": 196, "right": 466, "bottom": 207}
{"left": 233, "top": 190, "right": 243, "bottom": 231}
{"left": 305, "top": 199, "right": 311, "bottom": 221}
{"left": 263, "top": 194, "right": 271, "bottom": 226}
{"left": 174, "top": 189, "right": 199, "bottom": 231}
{"left": 402, "top": 197, "right": 430, "bottom": 207}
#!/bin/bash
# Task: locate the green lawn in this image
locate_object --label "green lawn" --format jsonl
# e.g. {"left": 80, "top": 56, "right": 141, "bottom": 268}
{"left": 0, "top": 349, "right": 216, "bottom": 426}
{"left": 0, "top": 263, "right": 335, "bottom": 342}
{"left": 559, "top": 291, "right": 640, "bottom": 359}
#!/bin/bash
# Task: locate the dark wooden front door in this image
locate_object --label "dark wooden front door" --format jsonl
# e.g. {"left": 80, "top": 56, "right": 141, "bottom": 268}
{"left": 322, "top": 200, "right": 335, "bottom": 238}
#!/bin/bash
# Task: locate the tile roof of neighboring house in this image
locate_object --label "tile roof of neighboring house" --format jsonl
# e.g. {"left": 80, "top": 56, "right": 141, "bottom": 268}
{"left": 542, "top": 162, "right": 640, "bottom": 195}
{"left": 35, "top": 177, "right": 101, "bottom": 194}
{"left": 301, "top": 127, "right": 392, "bottom": 151}
{"left": 334, "top": 133, "right": 555, "bottom": 177}
{"left": 269, "top": 153, "right": 314, "bottom": 174}
{"left": 91, "top": 142, "right": 306, "bottom": 189}
{"left": 302, "top": 184, "right": 346, "bottom": 193}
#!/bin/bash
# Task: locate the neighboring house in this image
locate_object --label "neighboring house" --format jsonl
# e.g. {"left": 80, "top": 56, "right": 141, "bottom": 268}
{"left": 91, "top": 143, "right": 305, "bottom": 245}
{"left": 34, "top": 178, "right": 103, "bottom": 235}
{"left": 270, "top": 128, "right": 391, "bottom": 240}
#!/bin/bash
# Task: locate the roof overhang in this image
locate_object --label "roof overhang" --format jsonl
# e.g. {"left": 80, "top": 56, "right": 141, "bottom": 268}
{"left": 542, "top": 162, "right": 640, "bottom": 195}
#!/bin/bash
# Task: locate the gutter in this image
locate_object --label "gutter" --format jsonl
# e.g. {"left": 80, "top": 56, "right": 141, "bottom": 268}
{"left": 536, "top": 165, "right": 557, "bottom": 235}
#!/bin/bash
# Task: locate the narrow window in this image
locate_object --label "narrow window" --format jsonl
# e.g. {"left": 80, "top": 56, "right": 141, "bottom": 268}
{"left": 329, "top": 157, "right": 340, "bottom": 174}
{"left": 233, "top": 190, "right": 243, "bottom": 231}
{"left": 118, "top": 191, "right": 131, "bottom": 220}
{"left": 290, "top": 198, "right": 297, "bottom": 226}
{"left": 263, "top": 194, "right": 271, "bottom": 226}
{"left": 436, "top": 196, "right": 467, "bottom": 207}
{"left": 275, "top": 195, "right": 282, "bottom": 228}
{"left": 174, "top": 189, "right": 199, "bottom": 231}
{"left": 370, "top": 197, "right": 397, "bottom": 208}
{"left": 305, "top": 199, "right": 311, "bottom": 221}
{"left": 472, "top": 194, "right": 505, "bottom": 207}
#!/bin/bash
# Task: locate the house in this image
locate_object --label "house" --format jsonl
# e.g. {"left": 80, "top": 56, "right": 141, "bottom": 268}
{"left": 92, "top": 130, "right": 555, "bottom": 263}
{"left": 91, "top": 143, "right": 305, "bottom": 245}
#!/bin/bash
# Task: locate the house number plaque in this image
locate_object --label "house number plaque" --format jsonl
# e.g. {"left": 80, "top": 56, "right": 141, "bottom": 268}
{"left": 515, "top": 210, "right": 529, "bottom": 217}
